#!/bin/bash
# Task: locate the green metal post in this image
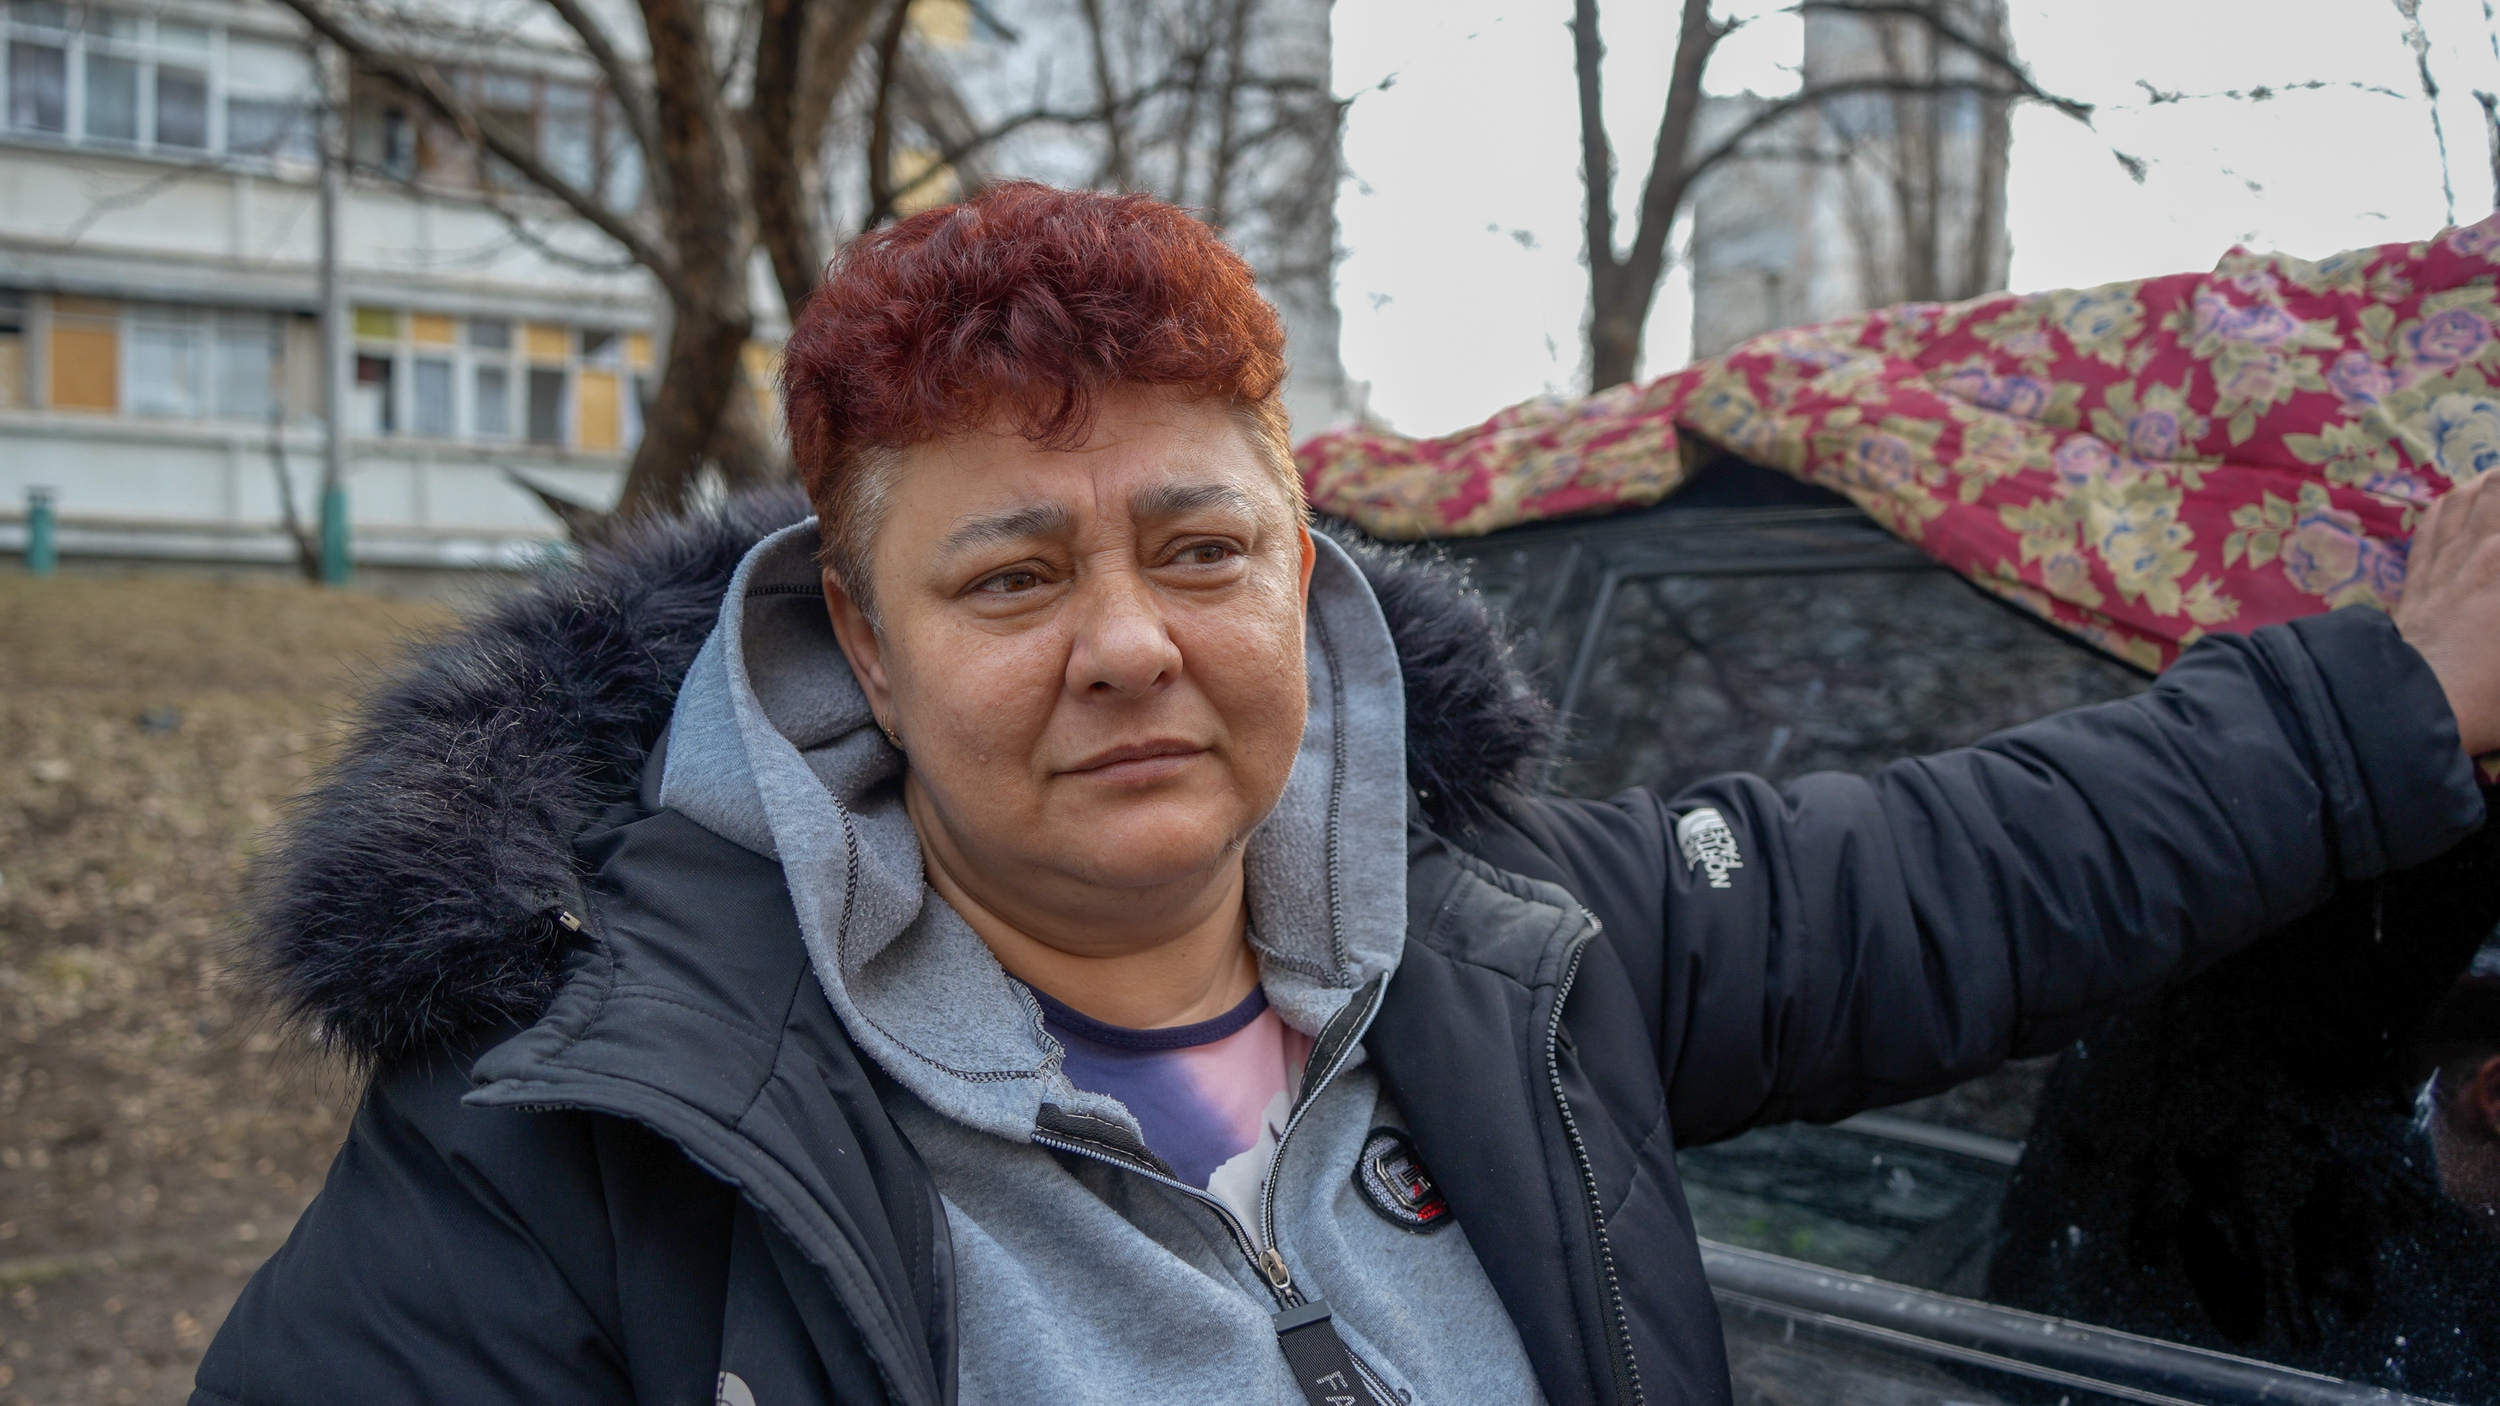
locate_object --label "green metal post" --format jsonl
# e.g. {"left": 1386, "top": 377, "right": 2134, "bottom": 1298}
{"left": 25, "top": 487, "right": 56, "bottom": 576}
{"left": 320, "top": 480, "right": 350, "bottom": 586}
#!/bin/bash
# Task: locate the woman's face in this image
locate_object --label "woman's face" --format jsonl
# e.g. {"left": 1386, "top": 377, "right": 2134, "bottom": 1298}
{"left": 824, "top": 385, "right": 1315, "bottom": 935}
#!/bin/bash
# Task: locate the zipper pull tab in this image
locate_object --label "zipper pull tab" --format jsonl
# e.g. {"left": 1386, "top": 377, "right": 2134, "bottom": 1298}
{"left": 1259, "top": 1247, "right": 1294, "bottom": 1294}
{"left": 1273, "top": 1298, "right": 1393, "bottom": 1406}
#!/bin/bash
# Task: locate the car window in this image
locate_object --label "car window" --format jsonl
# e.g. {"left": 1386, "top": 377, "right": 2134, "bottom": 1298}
{"left": 1419, "top": 474, "right": 2500, "bottom": 1406}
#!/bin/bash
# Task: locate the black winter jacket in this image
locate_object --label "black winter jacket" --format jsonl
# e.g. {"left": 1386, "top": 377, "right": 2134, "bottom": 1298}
{"left": 195, "top": 495, "right": 2488, "bottom": 1406}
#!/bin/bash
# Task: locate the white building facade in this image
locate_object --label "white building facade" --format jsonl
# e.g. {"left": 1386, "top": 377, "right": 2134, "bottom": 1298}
{"left": 1, "top": 0, "right": 1351, "bottom": 575}
{"left": 1, "top": 0, "right": 664, "bottom": 571}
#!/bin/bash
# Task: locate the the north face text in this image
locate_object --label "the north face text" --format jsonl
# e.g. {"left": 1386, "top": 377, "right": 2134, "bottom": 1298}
{"left": 1676, "top": 807, "right": 1744, "bottom": 889}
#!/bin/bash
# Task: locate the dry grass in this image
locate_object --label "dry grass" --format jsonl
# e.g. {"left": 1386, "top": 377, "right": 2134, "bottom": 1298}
{"left": 0, "top": 572, "right": 454, "bottom": 1404}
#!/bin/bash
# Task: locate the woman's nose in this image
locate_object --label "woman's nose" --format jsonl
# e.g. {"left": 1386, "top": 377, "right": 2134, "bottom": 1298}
{"left": 1068, "top": 573, "right": 1181, "bottom": 699}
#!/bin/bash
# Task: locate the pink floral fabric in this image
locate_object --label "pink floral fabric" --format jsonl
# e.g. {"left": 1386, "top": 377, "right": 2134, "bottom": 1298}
{"left": 1301, "top": 218, "right": 2500, "bottom": 686}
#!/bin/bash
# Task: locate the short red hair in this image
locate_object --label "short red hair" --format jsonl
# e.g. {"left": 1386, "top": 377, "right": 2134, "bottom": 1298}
{"left": 781, "top": 181, "right": 1294, "bottom": 601}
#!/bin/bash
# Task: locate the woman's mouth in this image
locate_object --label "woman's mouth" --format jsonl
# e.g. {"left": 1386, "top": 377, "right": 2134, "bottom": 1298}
{"left": 1064, "top": 739, "right": 1209, "bottom": 783}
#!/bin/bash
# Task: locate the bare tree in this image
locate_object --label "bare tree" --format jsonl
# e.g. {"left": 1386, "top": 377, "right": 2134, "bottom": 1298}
{"left": 275, "top": 0, "right": 916, "bottom": 521}
{"left": 1573, "top": 0, "right": 2091, "bottom": 391}
{"left": 278, "top": 0, "right": 1338, "bottom": 520}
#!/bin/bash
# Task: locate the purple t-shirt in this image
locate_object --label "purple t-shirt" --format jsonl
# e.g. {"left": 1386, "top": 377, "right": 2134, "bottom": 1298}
{"left": 1032, "top": 985, "right": 1315, "bottom": 1226}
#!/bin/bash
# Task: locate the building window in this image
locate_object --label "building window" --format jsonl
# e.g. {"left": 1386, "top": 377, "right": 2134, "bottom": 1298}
{"left": 213, "top": 312, "right": 278, "bottom": 421}
{"left": 525, "top": 366, "right": 565, "bottom": 445}
{"left": 349, "top": 66, "right": 642, "bottom": 207}
{"left": 341, "top": 306, "right": 646, "bottom": 449}
{"left": 126, "top": 307, "right": 205, "bottom": 416}
{"left": 474, "top": 363, "right": 511, "bottom": 438}
{"left": 411, "top": 355, "right": 453, "bottom": 437}
{"left": 352, "top": 353, "right": 394, "bottom": 435}
{"left": 47, "top": 294, "right": 117, "bottom": 412}
{"left": 0, "top": 289, "right": 24, "bottom": 408}
{"left": 1, "top": 3, "right": 315, "bottom": 162}
{"left": 6, "top": 4, "right": 66, "bottom": 134}
{"left": 120, "top": 306, "right": 280, "bottom": 421}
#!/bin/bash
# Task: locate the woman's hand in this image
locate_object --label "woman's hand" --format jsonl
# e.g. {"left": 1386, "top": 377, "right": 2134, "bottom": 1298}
{"left": 2397, "top": 469, "right": 2500, "bottom": 759}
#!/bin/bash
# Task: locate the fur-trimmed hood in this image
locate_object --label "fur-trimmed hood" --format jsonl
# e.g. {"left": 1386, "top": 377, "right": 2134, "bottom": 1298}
{"left": 251, "top": 489, "right": 1552, "bottom": 1068}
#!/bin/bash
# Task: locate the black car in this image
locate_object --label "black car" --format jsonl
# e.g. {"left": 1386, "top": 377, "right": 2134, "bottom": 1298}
{"left": 1374, "top": 454, "right": 2500, "bottom": 1406}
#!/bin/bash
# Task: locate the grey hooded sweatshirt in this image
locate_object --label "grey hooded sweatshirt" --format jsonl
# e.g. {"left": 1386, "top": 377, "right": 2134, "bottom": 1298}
{"left": 653, "top": 522, "right": 1547, "bottom": 1404}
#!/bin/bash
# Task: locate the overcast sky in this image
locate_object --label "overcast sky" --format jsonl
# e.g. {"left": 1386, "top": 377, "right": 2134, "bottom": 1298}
{"left": 1329, "top": 0, "right": 2500, "bottom": 437}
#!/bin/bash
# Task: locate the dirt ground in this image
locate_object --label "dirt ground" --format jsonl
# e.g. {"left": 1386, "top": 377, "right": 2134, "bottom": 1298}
{"left": 0, "top": 571, "right": 455, "bottom": 1404}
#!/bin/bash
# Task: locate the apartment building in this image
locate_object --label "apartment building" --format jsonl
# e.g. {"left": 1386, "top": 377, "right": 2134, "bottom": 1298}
{"left": 0, "top": 0, "right": 1350, "bottom": 574}
{"left": 1, "top": 0, "right": 672, "bottom": 572}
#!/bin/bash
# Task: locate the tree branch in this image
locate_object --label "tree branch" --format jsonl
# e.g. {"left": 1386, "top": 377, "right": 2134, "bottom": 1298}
{"left": 1571, "top": 0, "right": 1616, "bottom": 286}
{"left": 865, "top": 0, "right": 909, "bottom": 223}
{"left": 749, "top": 0, "right": 892, "bottom": 314}
{"left": 1793, "top": 1, "right": 2091, "bottom": 121}
{"left": 870, "top": 67, "right": 1277, "bottom": 225}
{"left": 1615, "top": 0, "right": 1730, "bottom": 332}
{"left": 1079, "top": 0, "right": 1131, "bottom": 187}
{"left": 1683, "top": 75, "right": 2077, "bottom": 195}
{"left": 537, "top": 0, "right": 660, "bottom": 175}
{"left": 359, "top": 156, "right": 645, "bottom": 275}
{"left": 1205, "top": 0, "right": 1258, "bottom": 227}
{"left": 268, "top": 0, "right": 682, "bottom": 289}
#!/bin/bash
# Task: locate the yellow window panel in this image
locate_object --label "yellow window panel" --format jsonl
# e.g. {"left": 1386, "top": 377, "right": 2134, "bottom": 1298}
{"left": 625, "top": 331, "right": 653, "bottom": 370}
{"left": 908, "top": 0, "right": 971, "bottom": 47}
{"left": 0, "top": 337, "right": 24, "bottom": 409}
{"left": 410, "top": 312, "right": 457, "bottom": 345}
{"left": 49, "top": 321, "right": 118, "bottom": 412}
{"left": 525, "top": 322, "right": 570, "bottom": 362}
{"left": 52, "top": 294, "right": 118, "bottom": 318}
{"left": 576, "top": 368, "right": 621, "bottom": 451}
{"left": 353, "top": 306, "right": 401, "bottom": 340}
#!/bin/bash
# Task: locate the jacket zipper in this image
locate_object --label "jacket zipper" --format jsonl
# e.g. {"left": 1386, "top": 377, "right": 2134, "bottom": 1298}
{"left": 1032, "top": 976, "right": 1398, "bottom": 1402}
{"left": 1549, "top": 910, "right": 1644, "bottom": 1406}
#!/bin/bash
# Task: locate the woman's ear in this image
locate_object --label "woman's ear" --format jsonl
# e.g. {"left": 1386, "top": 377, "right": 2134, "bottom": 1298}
{"left": 2471, "top": 1054, "right": 2500, "bottom": 1137}
{"left": 824, "top": 571, "right": 894, "bottom": 719}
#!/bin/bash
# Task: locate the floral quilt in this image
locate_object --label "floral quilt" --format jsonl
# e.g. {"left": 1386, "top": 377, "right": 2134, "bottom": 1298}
{"left": 1301, "top": 217, "right": 2500, "bottom": 686}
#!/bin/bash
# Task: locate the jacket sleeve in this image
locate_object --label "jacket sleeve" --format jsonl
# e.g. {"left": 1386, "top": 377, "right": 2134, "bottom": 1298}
{"left": 1526, "top": 607, "right": 2487, "bottom": 1147}
{"left": 192, "top": 1046, "right": 710, "bottom": 1405}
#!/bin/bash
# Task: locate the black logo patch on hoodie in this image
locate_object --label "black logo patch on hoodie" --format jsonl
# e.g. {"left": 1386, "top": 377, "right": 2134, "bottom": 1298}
{"left": 1354, "top": 1127, "right": 1450, "bottom": 1233}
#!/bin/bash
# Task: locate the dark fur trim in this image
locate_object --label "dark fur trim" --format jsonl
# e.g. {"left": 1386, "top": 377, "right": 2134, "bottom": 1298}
{"left": 1330, "top": 529, "right": 1554, "bottom": 831}
{"left": 250, "top": 495, "right": 1549, "bottom": 1065}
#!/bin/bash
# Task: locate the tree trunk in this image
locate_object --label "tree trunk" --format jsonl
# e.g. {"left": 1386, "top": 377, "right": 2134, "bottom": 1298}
{"left": 614, "top": 0, "right": 756, "bottom": 518}
{"left": 1962, "top": 2, "right": 2013, "bottom": 298}
{"left": 622, "top": 296, "right": 755, "bottom": 516}
{"left": 751, "top": 0, "right": 891, "bottom": 319}
{"left": 1589, "top": 310, "right": 1644, "bottom": 393}
{"left": 1581, "top": 0, "right": 1717, "bottom": 392}
{"left": 709, "top": 365, "right": 779, "bottom": 491}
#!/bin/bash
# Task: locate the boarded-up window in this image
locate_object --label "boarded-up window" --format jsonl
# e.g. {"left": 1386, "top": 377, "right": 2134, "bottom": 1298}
{"left": 575, "top": 367, "right": 619, "bottom": 450}
{"left": 524, "top": 323, "right": 568, "bottom": 363}
{"left": 48, "top": 296, "right": 119, "bottom": 412}
{"left": 410, "top": 312, "right": 456, "bottom": 345}
{"left": 353, "top": 305, "right": 400, "bottom": 340}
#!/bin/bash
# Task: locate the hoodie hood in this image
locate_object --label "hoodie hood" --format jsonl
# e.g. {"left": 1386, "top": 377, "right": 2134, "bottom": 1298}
{"left": 246, "top": 489, "right": 1550, "bottom": 1069}
{"left": 654, "top": 523, "right": 1411, "bottom": 1142}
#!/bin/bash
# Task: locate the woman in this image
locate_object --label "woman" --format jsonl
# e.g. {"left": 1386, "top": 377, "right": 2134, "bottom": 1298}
{"left": 199, "top": 183, "right": 2500, "bottom": 1406}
